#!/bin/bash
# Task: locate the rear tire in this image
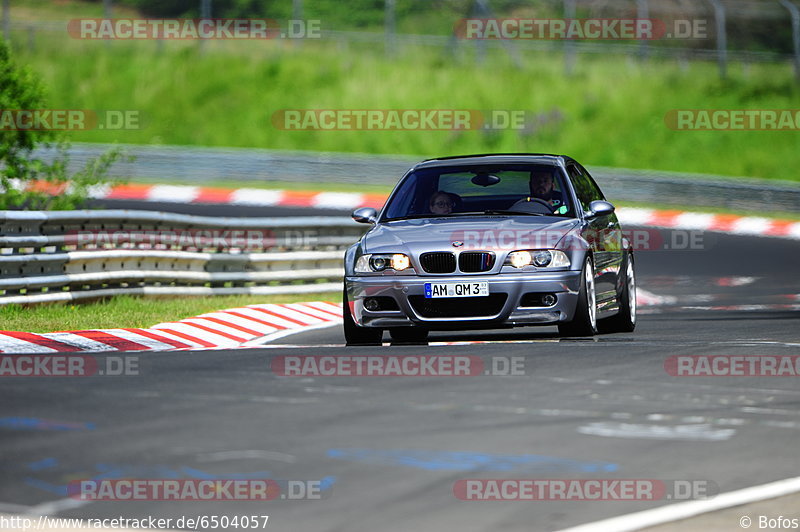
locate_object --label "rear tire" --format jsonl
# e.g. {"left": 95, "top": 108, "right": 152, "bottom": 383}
{"left": 599, "top": 254, "right": 636, "bottom": 334}
{"left": 389, "top": 327, "right": 429, "bottom": 344}
{"left": 343, "top": 286, "right": 383, "bottom": 346}
{"left": 558, "top": 257, "right": 598, "bottom": 337}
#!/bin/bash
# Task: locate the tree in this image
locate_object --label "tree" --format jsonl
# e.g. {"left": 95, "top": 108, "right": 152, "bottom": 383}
{"left": 0, "top": 38, "right": 127, "bottom": 210}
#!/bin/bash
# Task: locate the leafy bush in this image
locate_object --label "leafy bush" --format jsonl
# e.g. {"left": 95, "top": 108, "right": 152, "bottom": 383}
{"left": 0, "top": 39, "right": 126, "bottom": 210}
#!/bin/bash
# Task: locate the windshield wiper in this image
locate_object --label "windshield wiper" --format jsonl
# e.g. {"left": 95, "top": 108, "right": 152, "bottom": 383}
{"left": 385, "top": 214, "right": 450, "bottom": 221}
{"left": 481, "top": 210, "right": 547, "bottom": 216}
{"left": 385, "top": 210, "right": 549, "bottom": 221}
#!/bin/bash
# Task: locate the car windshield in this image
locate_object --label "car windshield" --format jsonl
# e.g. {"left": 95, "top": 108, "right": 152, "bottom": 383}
{"left": 382, "top": 163, "right": 575, "bottom": 221}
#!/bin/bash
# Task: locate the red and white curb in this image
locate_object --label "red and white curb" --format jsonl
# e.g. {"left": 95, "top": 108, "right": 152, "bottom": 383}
{"left": 617, "top": 207, "right": 800, "bottom": 239}
{"left": 0, "top": 292, "right": 684, "bottom": 354}
{"left": 0, "top": 302, "right": 342, "bottom": 354}
{"left": 85, "top": 183, "right": 800, "bottom": 240}
{"left": 21, "top": 180, "right": 800, "bottom": 239}
{"left": 88, "top": 183, "right": 390, "bottom": 210}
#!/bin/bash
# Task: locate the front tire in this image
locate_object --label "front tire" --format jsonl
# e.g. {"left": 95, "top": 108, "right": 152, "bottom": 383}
{"left": 558, "top": 257, "right": 598, "bottom": 337}
{"left": 599, "top": 254, "right": 636, "bottom": 334}
{"left": 343, "top": 286, "right": 383, "bottom": 346}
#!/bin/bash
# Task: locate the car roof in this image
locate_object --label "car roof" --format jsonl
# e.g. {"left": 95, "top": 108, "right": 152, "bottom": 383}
{"left": 414, "top": 153, "right": 574, "bottom": 170}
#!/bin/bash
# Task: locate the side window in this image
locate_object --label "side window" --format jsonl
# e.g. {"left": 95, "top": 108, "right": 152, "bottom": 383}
{"left": 567, "top": 164, "right": 595, "bottom": 212}
{"left": 578, "top": 164, "right": 605, "bottom": 201}
{"left": 384, "top": 173, "right": 420, "bottom": 218}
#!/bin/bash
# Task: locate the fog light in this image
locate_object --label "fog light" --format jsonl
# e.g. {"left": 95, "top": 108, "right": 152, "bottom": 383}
{"left": 364, "top": 298, "right": 380, "bottom": 311}
{"left": 542, "top": 294, "right": 557, "bottom": 306}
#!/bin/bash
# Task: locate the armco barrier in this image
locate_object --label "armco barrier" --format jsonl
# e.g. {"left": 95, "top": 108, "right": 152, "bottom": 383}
{"left": 35, "top": 144, "right": 800, "bottom": 214}
{"left": 0, "top": 210, "right": 366, "bottom": 306}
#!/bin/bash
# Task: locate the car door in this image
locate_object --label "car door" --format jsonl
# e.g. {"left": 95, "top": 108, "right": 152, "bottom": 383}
{"left": 567, "top": 163, "right": 623, "bottom": 307}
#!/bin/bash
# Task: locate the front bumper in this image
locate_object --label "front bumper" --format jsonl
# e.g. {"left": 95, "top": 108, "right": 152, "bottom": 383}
{"left": 346, "top": 271, "right": 582, "bottom": 329}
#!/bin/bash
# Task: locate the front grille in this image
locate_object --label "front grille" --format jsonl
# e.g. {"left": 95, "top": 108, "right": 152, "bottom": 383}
{"left": 408, "top": 294, "right": 508, "bottom": 318}
{"left": 420, "top": 252, "right": 456, "bottom": 274}
{"left": 459, "top": 252, "right": 495, "bottom": 273}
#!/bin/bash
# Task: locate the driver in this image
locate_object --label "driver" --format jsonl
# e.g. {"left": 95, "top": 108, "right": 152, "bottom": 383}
{"left": 526, "top": 170, "right": 564, "bottom": 209}
{"left": 510, "top": 169, "right": 566, "bottom": 214}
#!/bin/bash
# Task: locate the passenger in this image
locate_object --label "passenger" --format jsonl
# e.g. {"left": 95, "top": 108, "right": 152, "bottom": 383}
{"left": 429, "top": 191, "right": 455, "bottom": 215}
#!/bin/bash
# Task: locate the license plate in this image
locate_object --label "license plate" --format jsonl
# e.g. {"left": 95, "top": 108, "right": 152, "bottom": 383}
{"left": 424, "top": 282, "right": 489, "bottom": 298}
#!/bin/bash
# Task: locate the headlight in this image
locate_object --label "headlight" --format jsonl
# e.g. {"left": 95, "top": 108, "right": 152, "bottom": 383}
{"left": 505, "top": 250, "right": 570, "bottom": 269}
{"left": 355, "top": 253, "right": 413, "bottom": 273}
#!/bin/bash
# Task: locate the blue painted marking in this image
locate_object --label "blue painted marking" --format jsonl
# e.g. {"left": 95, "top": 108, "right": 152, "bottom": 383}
{"left": 318, "top": 476, "right": 336, "bottom": 491}
{"left": 27, "top": 457, "right": 58, "bottom": 471}
{"left": 327, "top": 449, "right": 618, "bottom": 473}
{"left": 0, "top": 417, "right": 94, "bottom": 431}
{"left": 24, "top": 478, "right": 68, "bottom": 496}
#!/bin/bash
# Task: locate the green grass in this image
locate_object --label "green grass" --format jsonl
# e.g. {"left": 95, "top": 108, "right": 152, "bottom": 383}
{"left": 0, "top": 292, "right": 340, "bottom": 333}
{"left": 7, "top": 23, "right": 799, "bottom": 182}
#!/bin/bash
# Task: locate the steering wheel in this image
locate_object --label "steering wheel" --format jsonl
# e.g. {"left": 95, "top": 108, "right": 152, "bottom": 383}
{"left": 526, "top": 197, "right": 553, "bottom": 209}
{"left": 510, "top": 197, "right": 555, "bottom": 214}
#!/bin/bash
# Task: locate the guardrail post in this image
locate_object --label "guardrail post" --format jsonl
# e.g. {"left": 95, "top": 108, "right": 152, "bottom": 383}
{"left": 385, "top": 0, "right": 396, "bottom": 57}
{"left": 637, "top": 0, "right": 649, "bottom": 60}
{"left": 471, "top": 0, "right": 489, "bottom": 65}
{"left": 564, "top": 0, "right": 576, "bottom": 76}
{"left": 292, "top": 0, "right": 302, "bottom": 47}
{"left": 708, "top": 0, "right": 727, "bottom": 79}
{"left": 199, "top": 0, "right": 211, "bottom": 53}
{"left": 780, "top": 0, "right": 800, "bottom": 80}
{"left": 3, "top": 0, "right": 10, "bottom": 41}
{"left": 103, "top": 0, "right": 111, "bottom": 48}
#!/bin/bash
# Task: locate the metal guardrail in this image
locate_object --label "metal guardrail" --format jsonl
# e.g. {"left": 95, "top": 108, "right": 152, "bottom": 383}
{"left": 36, "top": 143, "right": 800, "bottom": 213}
{"left": 0, "top": 210, "right": 365, "bottom": 306}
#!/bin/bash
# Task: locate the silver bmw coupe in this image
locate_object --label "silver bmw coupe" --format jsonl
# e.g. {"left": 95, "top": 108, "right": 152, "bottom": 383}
{"left": 343, "top": 154, "right": 636, "bottom": 345}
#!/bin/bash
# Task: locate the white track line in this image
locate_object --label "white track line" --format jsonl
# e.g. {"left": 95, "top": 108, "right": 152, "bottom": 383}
{"left": 243, "top": 320, "right": 341, "bottom": 346}
{"left": 557, "top": 475, "right": 800, "bottom": 532}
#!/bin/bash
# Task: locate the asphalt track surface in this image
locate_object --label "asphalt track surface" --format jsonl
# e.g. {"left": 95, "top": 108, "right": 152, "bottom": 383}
{"left": 1, "top": 200, "right": 798, "bottom": 531}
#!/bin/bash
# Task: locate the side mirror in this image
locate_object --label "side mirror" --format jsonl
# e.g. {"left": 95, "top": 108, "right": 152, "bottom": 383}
{"left": 351, "top": 207, "right": 378, "bottom": 224}
{"left": 587, "top": 200, "right": 615, "bottom": 219}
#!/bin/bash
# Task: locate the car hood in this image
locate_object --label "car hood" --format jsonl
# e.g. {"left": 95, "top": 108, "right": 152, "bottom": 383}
{"left": 363, "top": 216, "right": 581, "bottom": 254}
